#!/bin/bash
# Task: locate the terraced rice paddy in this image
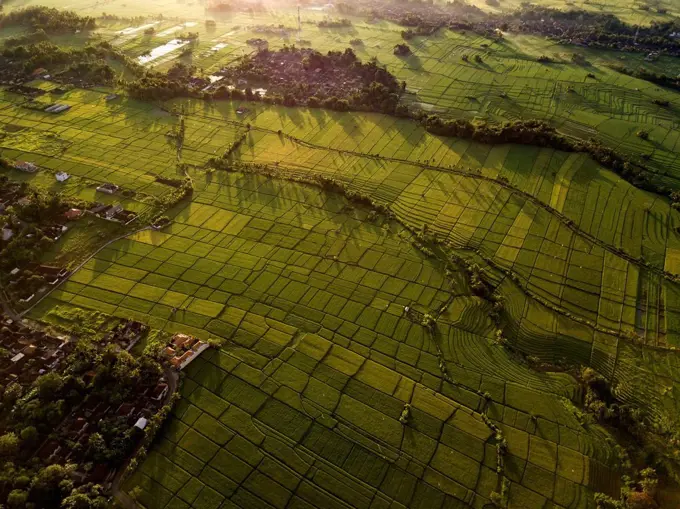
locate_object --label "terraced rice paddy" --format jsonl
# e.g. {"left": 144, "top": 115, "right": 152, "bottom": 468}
{"left": 3, "top": 1, "right": 680, "bottom": 507}
{"left": 33, "top": 171, "right": 624, "bottom": 508}
{"left": 2, "top": 83, "right": 678, "bottom": 507}
{"left": 10, "top": 92, "right": 677, "bottom": 507}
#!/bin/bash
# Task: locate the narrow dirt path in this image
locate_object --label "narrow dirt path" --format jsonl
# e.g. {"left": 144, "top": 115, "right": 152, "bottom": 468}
{"left": 19, "top": 226, "right": 152, "bottom": 318}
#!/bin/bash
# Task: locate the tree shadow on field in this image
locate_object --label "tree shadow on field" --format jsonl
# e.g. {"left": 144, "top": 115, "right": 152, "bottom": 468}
{"left": 334, "top": 111, "right": 365, "bottom": 137}
{"left": 276, "top": 105, "right": 305, "bottom": 129}
{"left": 402, "top": 54, "right": 423, "bottom": 71}
{"left": 642, "top": 136, "right": 668, "bottom": 152}
{"left": 309, "top": 107, "right": 329, "bottom": 130}
{"left": 107, "top": 98, "right": 174, "bottom": 134}
{"left": 472, "top": 59, "right": 496, "bottom": 74}
{"left": 238, "top": 130, "right": 258, "bottom": 161}
{"left": 318, "top": 25, "right": 360, "bottom": 36}
{"left": 248, "top": 173, "right": 283, "bottom": 214}
{"left": 381, "top": 116, "right": 414, "bottom": 153}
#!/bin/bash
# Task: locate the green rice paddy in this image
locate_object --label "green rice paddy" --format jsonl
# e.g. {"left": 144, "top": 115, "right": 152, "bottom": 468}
{"left": 35, "top": 170, "right": 624, "bottom": 508}
{"left": 3, "top": 1, "right": 680, "bottom": 507}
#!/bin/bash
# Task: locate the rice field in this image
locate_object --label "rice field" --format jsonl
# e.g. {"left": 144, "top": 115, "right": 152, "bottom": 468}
{"left": 4, "top": 83, "right": 679, "bottom": 473}
{"left": 6, "top": 84, "right": 679, "bottom": 348}
{"left": 7, "top": 2, "right": 680, "bottom": 182}
{"left": 3, "top": 2, "right": 680, "bottom": 507}
{"left": 49, "top": 10, "right": 680, "bottom": 187}
{"left": 30, "top": 170, "right": 625, "bottom": 509}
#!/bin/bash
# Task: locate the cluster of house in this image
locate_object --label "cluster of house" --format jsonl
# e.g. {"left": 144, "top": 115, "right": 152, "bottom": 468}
{"left": 96, "top": 183, "right": 119, "bottom": 194}
{"left": 165, "top": 333, "right": 209, "bottom": 370}
{"left": 21, "top": 318, "right": 159, "bottom": 487}
{"left": 12, "top": 264, "right": 70, "bottom": 304}
{"left": 246, "top": 38, "right": 269, "bottom": 49}
{"left": 252, "top": 24, "right": 296, "bottom": 36}
{"left": 88, "top": 203, "right": 137, "bottom": 225}
{"left": 88, "top": 183, "right": 136, "bottom": 224}
{"left": 14, "top": 161, "right": 38, "bottom": 173}
{"left": 7, "top": 84, "right": 46, "bottom": 98}
{"left": 103, "top": 320, "right": 149, "bottom": 351}
{"left": 2, "top": 222, "right": 67, "bottom": 244}
{"left": 218, "top": 48, "right": 365, "bottom": 100}
{"left": 0, "top": 181, "right": 27, "bottom": 216}
{"left": 36, "top": 372, "right": 170, "bottom": 488}
{"left": 10, "top": 161, "right": 68, "bottom": 182}
{"left": 0, "top": 316, "right": 73, "bottom": 390}
{"left": 31, "top": 68, "right": 51, "bottom": 80}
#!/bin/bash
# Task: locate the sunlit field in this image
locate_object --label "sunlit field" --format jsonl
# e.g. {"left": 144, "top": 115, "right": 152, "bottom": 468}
{"left": 3, "top": 1, "right": 680, "bottom": 507}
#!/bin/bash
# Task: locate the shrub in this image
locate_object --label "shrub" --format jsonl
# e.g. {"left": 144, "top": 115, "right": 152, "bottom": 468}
{"left": 394, "top": 43, "right": 412, "bottom": 56}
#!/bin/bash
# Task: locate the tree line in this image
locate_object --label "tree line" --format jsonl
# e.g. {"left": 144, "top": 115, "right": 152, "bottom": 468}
{"left": 418, "top": 116, "right": 673, "bottom": 205}
{"left": 0, "top": 6, "right": 96, "bottom": 33}
{"left": 2, "top": 41, "right": 143, "bottom": 82}
{"left": 609, "top": 64, "right": 680, "bottom": 92}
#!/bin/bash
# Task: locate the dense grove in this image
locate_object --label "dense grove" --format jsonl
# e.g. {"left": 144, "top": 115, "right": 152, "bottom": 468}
{"left": 0, "top": 339, "right": 163, "bottom": 509}
{"left": 212, "top": 47, "right": 406, "bottom": 114}
{"left": 126, "top": 73, "right": 191, "bottom": 101}
{"left": 2, "top": 29, "right": 49, "bottom": 48}
{"left": 0, "top": 6, "right": 96, "bottom": 33}
{"left": 609, "top": 64, "right": 680, "bottom": 92}
{"left": 0, "top": 41, "right": 142, "bottom": 84}
{"left": 0, "top": 174, "right": 79, "bottom": 298}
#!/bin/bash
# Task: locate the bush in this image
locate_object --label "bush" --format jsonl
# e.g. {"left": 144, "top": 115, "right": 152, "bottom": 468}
{"left": 0, "top": 432, "right": 19, "bottom": 457}
{"left": 394, "top": 43, "right": 411, "bottom": 56}
{"left": 7, "top": 490, "right": 28, "bottom": 509}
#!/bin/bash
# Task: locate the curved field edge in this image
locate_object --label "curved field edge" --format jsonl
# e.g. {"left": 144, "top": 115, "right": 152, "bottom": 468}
{"left": 24, "top": 169, "right": 674, "bottom": 509}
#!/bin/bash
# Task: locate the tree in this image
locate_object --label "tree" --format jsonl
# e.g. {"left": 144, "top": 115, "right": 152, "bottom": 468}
{"left": 393, "top": 43, "right": 411, "bottom": 56}
{"left": 20, "top": 426, "right": 38, "bottom": 447}
{"left": 3, "top": 382, "right": 22, "bottom": 406}
{"left": 30, "top": 464, "right": 74, "bottom": 507}
{"left": 128, "top": 486, "right": 143, "bottom": 501}
{"left": 0, "top": 432, "right": 19, "bottom": 458}
{"left": 61, "top": 484, "right": 108, "bottom": 509}
{"left": 626, "top": 491, "right": 657, "bottom": 509}
{"left": 7, "top": 489, "right": 28, "bottom": 508}
{"left": 626, "top": 491, "right": 659, "bottom": 509}
{"left": 36, "top": 372, "right": 64, "bottom": 400}
{"left": 86, "top": 433, "right": 108, "bottom": 462}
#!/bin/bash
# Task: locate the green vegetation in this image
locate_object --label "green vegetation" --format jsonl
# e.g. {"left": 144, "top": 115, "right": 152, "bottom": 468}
{"left": 0, "top": 1, "right": 679, "bottom": 508}
{"left": 0, "top": 6, "right": 96, "bottom": 33}
{"left": 0, "top": 340, "right": 164, "bottom": 508}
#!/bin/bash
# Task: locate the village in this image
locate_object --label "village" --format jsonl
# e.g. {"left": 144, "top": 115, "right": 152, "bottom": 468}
{"left": 213, "top": 45, "right": 403, "bottom": 111}
{"left": 1, "top": 161, "right": 140, "bottom": 307}
{"left": 0, "top": 313, "right": 210, "bottom": 495}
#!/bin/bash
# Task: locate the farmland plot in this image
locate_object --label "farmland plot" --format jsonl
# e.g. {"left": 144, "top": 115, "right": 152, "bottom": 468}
{"left": 2, "top": 4, "right": 680, "bottom": 504}
{"left": 28, "top": 171, "right": 627, "bottom": 509}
